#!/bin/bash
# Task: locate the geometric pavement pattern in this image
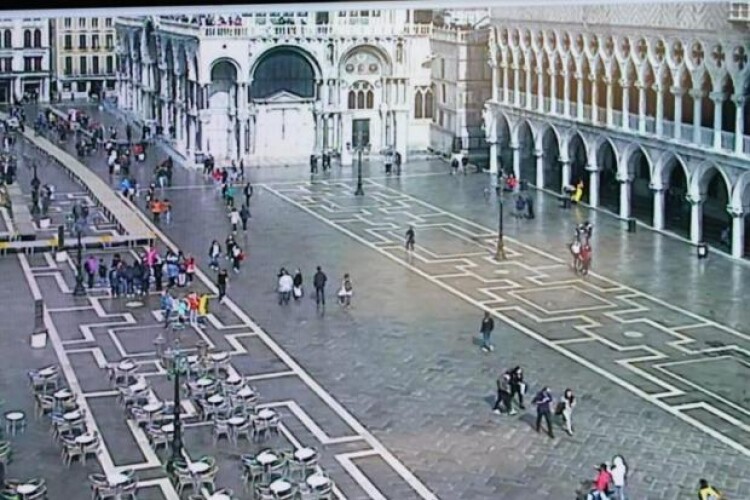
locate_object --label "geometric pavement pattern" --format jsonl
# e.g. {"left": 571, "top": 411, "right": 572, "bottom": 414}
{"left": 264, "top": 179, "right": 750, "bottom": 459}
{"left": 18, "top": 241, "right": 438, "bottom": 499}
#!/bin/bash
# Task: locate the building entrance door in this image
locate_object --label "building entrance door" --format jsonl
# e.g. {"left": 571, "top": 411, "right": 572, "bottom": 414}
{"left": 0, "top": 82, "right": 9, "bottom": 104}
{"left": 352, "top": 119, "right": 370, "bottom": 147}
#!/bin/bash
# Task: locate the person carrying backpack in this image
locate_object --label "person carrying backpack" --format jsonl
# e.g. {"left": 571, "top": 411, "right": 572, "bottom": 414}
{"left": 698, "top": 479, "right": 723, "bottom": 500}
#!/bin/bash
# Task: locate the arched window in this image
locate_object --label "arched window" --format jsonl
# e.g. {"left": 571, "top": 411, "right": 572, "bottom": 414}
{"left": 357, "top": 90, "right": 365, "bottom": 109}
{"left": 2, "top": 30, "right": 9, "bottom": 48}
{"left": 23, "top": 29, "right": 31, "bottom": 48}
{"left": 33, "top": 29, "right": 41, "bottom": 48}
{"left": 414, "top": 91, "right": 423, "bottom": 118}
{"left": 366, "top": 90, "right": 374, "bottom": 109}
{"left": 424, "top": 89, "right": 434, "bottom": 119}
{"left": 348, "top": 90, "right": 356, "bottom": 109}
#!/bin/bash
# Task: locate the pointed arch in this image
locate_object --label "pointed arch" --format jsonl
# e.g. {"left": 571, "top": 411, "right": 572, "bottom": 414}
{"left": 690, "top": 162, "right": 731, "bottom": 197}
{"left": 517, "top": 120, "right": 536, "bottom": 183}
{"left": 596, "top": 136, "right": 620, "bottom": 213}
{"left": 33, "top": 28, "right": 41, "bottom": 48}
{"left": 731, "top": 170, "right": 750, "bottom": 210}
{"left": 414, "top": 90, "right": 423, "bottom": 118}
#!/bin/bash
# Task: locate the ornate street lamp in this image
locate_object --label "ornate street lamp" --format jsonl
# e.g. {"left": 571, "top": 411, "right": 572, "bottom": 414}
{"left": 72, "top": 222, "right": 87, "bottom": 296}
{"left": 495, "top": 195, "right": 506, "bottom": 261}
{"left": 354, "top": 130, "right": 365, "bottom": 196}
{"left": 164, "top": 342, "right": 187, "bottom": 476}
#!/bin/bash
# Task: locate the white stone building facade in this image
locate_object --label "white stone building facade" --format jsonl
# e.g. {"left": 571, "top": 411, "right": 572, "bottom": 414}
{"left": 50, "top": 16, "right": 118, "bottom": 100}
{"left": 0, "top": 18, "right": 52, "bottom": 104}
{"left": 481, "top": 2, "right": 750, "bottom": 258}
{"left": 115, "top": 10, "right": 445, "bottom": 166}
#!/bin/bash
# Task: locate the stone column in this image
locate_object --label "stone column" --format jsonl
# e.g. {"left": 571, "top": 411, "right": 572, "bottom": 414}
{"left": 619, "top": 178, "right": 631, "bottom": 219}
{"left": 605, "top": 78, "right": 614, "bottom": 127}
{"left": 652, "top": 186, "right": 665, "bottom": 230}
{"left": 502, "top": 64, "right": 509, "bottom": 103}
{"left": 395, "top": 110, "right": 408, "bottom": 162}
{"left": 535, "top": 150, "right": 544, "bottom": 188}
{"left": 560, "top": 158, "right": 571, "bottom": 192}
{"left": 590, "top": 75, "right": 598, "bottom": 124}
{"left": 490, "top": 58, "right": 498, "bottom": 102}
{"left": 621, "top": 79, "right": 630, "bottom": 130}
{"left": 691, "top": 89, "right": 704, "bottom": 144}
{"left": 536, "top": 66, "right": 544, "bottom": 112}
{"left": 200, "top": 113, "right": 210, "bottom": 153}
{"left": 711, "top": 91, "right": 725, "bottom": 149}
{"left": 563, "top": 71, "right": 571, "bottom": 117}
{"left": 488, "top": 140, "right": 498, "bottom": 174}
{"left": 730, "top": 209, "right": 746, "bottom": 259}
{"left": 672, "top": 86, "right": 684, "bottom": 140}
{"left": 587, "top": 165, "right": 599, "bottom": 207}
{"left": 513, "top": 64, "right": 520, "bottom": 106}
{"left": 576, "top": 72, "right": 584, "bottom": 120}
{"left": 549, "top": 68, "right": 557, "bottom": 114}
{"left": 655, "top": 84, "right": 664, "bottom": 136}
{"left": 525, "top": 64, "right": 533, "bottom": 109}
{"left": 735, "top": 95, "right": 746, "bottom": 154}
{"left": 341, "top": 115, "right": 353, "bottom": 166}
{"left": 511, "top": 143, "right": 520, "bottom": 179}
{"left": 688, "top": 194, "right": 704, "bottom": 244}
{"left": 637, "top": 83, "right": 646, "bottom": 133}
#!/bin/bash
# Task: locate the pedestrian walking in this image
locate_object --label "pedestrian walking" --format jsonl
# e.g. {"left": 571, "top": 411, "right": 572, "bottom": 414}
{"left": 231, "top": 244, "right": 243, "bottom": 273}
{"left": 532, "top": 386, "right": 555, "bottom": 438}
{"left": 313, "top": 266, "right": 327, "bottom": 307}
{"left": 525, "top": 195, "right": 535, "bottom": 219}
{"left": 698, "top": 479, "right": 723, "bottom": 500}
{"left": 338, "top": 273, "right": 353, "bottom": 307}
{"left": 153, "top": 254, "right": 164, "bottom": 292}
{"left": 479, "top": 312, "right": 494, "bottom": 352}
{"left": 160, "top": 290, "right": 174, "bottom": 328}
{"left": 240, "top": 204, "right": 250, "bottom": 231}
{"left": 278, "top": 269, "right": 293, "bottom": 305}
{"left": 492, "top": 372, "right": 516, "bottom": 415}
{"left": 507, "top": 366, "right": 526, "bottom": 410}
{"left": 208, "top": 240, "right": 221, "bottom": 270}
{"left": 243, "top": 181, "right": 253, "bottom": 207}
{"left": 217, "top": 268, "right": 228, "bottom": 302}
{"left": 292, "top": 269, "right": 303, "bottom": 301}
{"left": 84, "top": 255, "right": 98, "bottom": 289}
{"left": 610, "top": 456, "right": 628, "bottom": 500}
{"left": 229, "top": 207, "right": 240, "bottom": 233}
{"left": 558, "top": 388, "right": 576, "bottom": 435}
{"left": 225, "top": 235, "right": 236, "bottom": 261}
{"left": 187, "top": 291, "right": 199, "bottom": 326}
{"left": 405, "top": 226, "right": 415, "bottom": 252}
{"left": 185, "top": 255, "right": 196, "bottom": 284}
{"left": 587, "top": 464, "right": 613, "bottom": 500}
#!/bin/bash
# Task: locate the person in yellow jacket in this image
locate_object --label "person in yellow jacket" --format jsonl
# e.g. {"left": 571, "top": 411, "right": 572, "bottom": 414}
{"left": 197, "top": 293, "right": 209, "bottom": 328}
{"left": 698, "top": 479, "right": 722, "bottom": 500}
{"left": 572, "top": 179, "right": 584, "bottom": 204}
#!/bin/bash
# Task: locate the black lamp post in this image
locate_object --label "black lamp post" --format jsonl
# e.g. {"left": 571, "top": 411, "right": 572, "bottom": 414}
{"left": 72, "top": 223, "right": 87, "bottom": 296}
{"left": 354, "top": 130, "right": 365, "bottom": 196}
{"left": 165, "top": 343, "right": 187, "bottom": 476}
{"left": 495, "top": 195, "right": 506, "bottom": 260}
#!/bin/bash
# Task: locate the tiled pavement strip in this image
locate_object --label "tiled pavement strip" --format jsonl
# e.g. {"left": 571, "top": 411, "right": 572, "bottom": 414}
{"left": 5, "top": 101, "right": 747, "bottom": 499}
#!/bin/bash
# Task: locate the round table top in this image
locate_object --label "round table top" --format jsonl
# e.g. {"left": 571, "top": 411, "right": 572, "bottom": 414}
{"left": 188, "top": 462, "right": 210, "bottom": 473}
{"left": 207, "top": 395, "right": 224, "bottom": 404}
{"left": 186, "top": 355, "right": 199, "bottom": 363}
{"left": 54, "top": 389, "right": 73, "bottom": 399}
{"left": 257, "top": 409, "right": 275, "bottom": 420}
{"left": 306, "top": 473, "right": 330, "bottom": 488}
{"left": 228, "top": 416, "right": 246, "bottom": 425}
{"left": 207, "top": 494, "right": 231, "bottom": 500}
{"left": 118, "top": 360, "right": 136, "bottom": 371}
{"left": 237, "top": 387, "right": 255, "bottom": 397}
{"left": 210, "top": 352, "right": 229, "bottom": 362}
{"left": 143, "top": 402, "right": 163, "bottom": 413}
{"left": 5, "top": 411, "right": 24, "bottom": 421}
{"left": 225, "top": 374, "right": 242, "bottom": 384}
{"left": 256, "top": 451, "right": 277, "bottom": 465}
{"left": 39, "top": 367, "right": 57, "bottom": 376}
{"left": 196, "top": 378, "right": 214, "bottom": 387}
{"left": 270, "top": 479, "right": 292, "bottom": 494}
{"left": 16, "top": 484, "right": 37, "bottom": 494}
{"left": 75, "top": 434, "right": 96, "bottom": 444}
{"left": 161, "top": 423, "right": 174, "bottom": 433}
{"left": 63, "top": 411, "right": 81, "bottom": 420}
{"left": 294, "top": 447, "right": 316, "bottom": 461}
{"left": 109, "top": 473, "right": 130, "bottom": 485}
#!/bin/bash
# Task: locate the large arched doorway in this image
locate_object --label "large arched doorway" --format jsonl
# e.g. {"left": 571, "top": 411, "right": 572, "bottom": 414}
{"left": 517, "top": 121, "right": 535, "bottom": 184}
{"left": 662, "top": 156, "right": 690, "bottom": 238}
{"left": 207, "top": 60, "right": 239, "bottom": 159}
{"left": 251, "top": 48, "right": 317, "bottom": 160}
{"left": 699, "top": 167, "right": 731, "bottom": 249}
{"left": 627, "top": 147, "right": 653, "bottom": 224}
{"left": 496, "top": 114, "right": 512, "bottom": 176}
{"left": 597, "top": 140, "right": 619, "bottom": 214}
{"left": 569, "top": 133, "right": 588, "bottom": 202}
{"left": 541, "top": 127, "right": 561, "bottom": 192}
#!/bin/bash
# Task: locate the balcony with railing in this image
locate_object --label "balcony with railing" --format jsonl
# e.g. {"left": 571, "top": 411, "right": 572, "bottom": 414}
{"left": 501, "top": 90, "right": 750, "bottom": 156}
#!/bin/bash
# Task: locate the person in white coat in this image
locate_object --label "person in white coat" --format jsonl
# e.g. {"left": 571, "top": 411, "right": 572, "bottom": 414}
{"left": 278, "top": 269, "right": 293, "bottom": 305}
{"left": 229, "top": 207, "right": 240, "bottom": 233}
{"left": 610, "top": 455, "right": 628, "bottom": 500}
